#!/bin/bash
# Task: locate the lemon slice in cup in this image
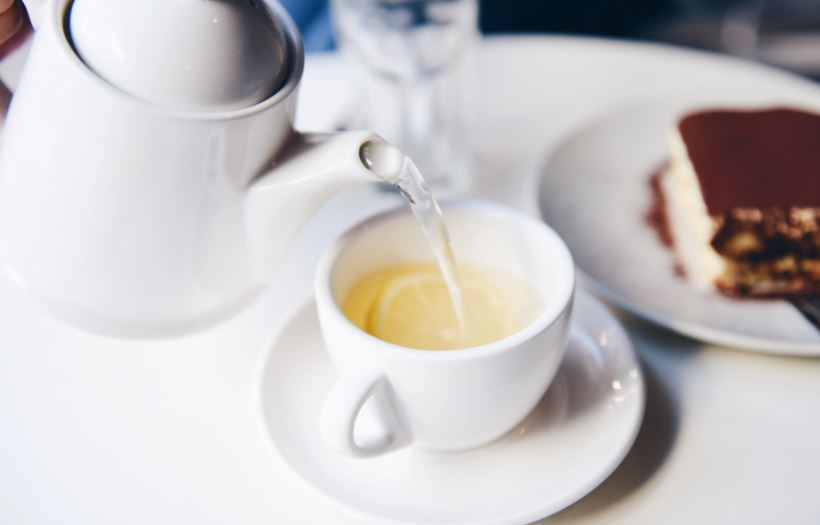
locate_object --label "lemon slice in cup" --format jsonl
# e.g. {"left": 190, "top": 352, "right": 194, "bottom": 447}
{"left": 367, "top": 266, "right": 523, "bottom": 350}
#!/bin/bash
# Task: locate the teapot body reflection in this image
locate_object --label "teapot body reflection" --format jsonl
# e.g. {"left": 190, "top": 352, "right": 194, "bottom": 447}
{"left": 0, "top": 0, "right": 383, "bottom": 336}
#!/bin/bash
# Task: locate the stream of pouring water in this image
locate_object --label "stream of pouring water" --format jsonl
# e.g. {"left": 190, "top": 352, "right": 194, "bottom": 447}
{"left": 360, "top": 141, "right": 465, "bottom": 325}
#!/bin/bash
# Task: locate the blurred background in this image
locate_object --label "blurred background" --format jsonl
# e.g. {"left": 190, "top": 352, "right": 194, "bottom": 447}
{"left": 277, "top": 0, "right": 820, "bottom": 192}
{"left": 282, "top": 0, "right": 820, "bottom": 80}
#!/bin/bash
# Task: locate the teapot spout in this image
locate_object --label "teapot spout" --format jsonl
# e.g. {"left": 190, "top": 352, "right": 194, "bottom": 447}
{"left": 245, "top": 130, "right": 386, "bottom": 282}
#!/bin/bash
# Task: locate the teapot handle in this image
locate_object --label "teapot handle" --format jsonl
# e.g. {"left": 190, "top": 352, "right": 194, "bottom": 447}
{"left": 0, "top": 0, "right": 38, "bottom": 105}
{"left": 20, "top": 0, "right": 45, "bottom": 29}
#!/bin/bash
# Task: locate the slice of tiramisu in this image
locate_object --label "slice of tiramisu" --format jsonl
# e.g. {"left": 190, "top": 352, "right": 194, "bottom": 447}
{"left": 661, "top": 107, "right": 820, "bottom": 297}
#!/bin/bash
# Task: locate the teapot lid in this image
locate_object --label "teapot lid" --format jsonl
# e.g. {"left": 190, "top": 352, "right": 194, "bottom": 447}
{"left": 68, "top": 0, "right": 291, "bottom": 112}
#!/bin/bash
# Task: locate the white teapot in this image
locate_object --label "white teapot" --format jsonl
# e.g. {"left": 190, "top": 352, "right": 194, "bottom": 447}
{"left": 0, "top": 0, "right": 386, "bottom": 336}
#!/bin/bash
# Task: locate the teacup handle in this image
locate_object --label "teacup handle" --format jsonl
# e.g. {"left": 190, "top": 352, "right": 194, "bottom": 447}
{"left": 320, "top": 369, "right": 409, "bottom": 458}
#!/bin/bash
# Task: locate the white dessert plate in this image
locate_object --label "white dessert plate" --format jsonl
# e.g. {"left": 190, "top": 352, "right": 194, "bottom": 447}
{"left": 539, "top": 99, "right": 820, "bottom": 355}
{"left": 256, "top": 290, "right": 644, "bottom": 525}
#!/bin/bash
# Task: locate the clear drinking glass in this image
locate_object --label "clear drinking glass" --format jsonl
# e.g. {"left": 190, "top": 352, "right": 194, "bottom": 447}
{"left": 331, "top": 0, "right": 479, "bottom": 193}
{"left": 722, "top": 0, "right": 820, "bottom": 78}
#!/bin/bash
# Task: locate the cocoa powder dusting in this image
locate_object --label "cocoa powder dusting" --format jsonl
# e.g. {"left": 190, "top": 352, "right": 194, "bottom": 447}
{"left": 645, "top": 163, "right": 688, "bottom": 279}
{"left": 645, "top": 163, "right": 674, "bottom": 248}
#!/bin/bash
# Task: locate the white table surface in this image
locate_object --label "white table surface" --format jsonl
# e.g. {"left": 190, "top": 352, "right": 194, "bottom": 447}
{"left": 2, "top": 36, "right": 820, "bottom": 525}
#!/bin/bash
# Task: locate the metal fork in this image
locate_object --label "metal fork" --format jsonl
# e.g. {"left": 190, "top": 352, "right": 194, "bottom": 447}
{"left": 791, "top": 297, "right": 820, "bottom": 331}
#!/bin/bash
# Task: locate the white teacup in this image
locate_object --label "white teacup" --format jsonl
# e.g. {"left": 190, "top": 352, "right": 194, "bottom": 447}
{"left": 315, "top": 200, "right": 575, "bottom": 457}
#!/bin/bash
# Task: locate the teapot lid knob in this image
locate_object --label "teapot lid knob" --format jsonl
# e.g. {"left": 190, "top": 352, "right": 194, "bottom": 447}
{"left": 68, "top": 0, "right": 292, "bottom": 112}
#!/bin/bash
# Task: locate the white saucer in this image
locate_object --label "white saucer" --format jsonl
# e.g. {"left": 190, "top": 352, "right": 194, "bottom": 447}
{"left": 539, "top": 99, "right": 820, "bottom": 355}
{"left": 256, "top": 290, "right": 644, "bottom": 525}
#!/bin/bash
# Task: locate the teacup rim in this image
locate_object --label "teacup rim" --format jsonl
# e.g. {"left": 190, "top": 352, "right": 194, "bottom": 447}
{"left": 315, "top": 198, "right": 576, "bottom": 361}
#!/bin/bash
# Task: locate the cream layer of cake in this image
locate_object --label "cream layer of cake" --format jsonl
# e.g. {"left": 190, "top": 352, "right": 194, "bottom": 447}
{"left": 662, "top": 131, "right": 726, "bottom": 289}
